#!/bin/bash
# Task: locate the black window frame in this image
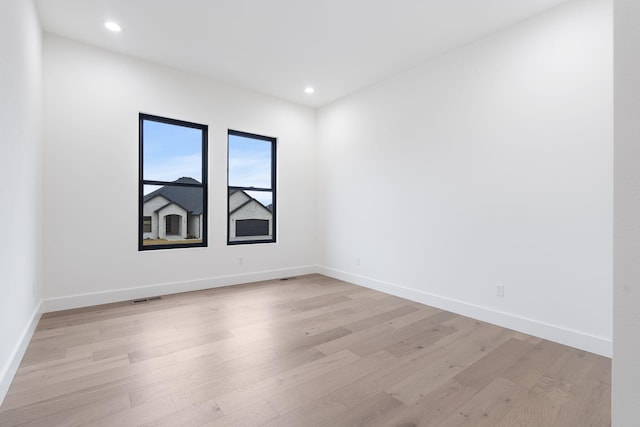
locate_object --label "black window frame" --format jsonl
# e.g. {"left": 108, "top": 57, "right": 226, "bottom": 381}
{"left": 139, "top": 113, "right": 208, "bottom": 251}
{"left": 227, "top": 129, "right": 276, "bottom": 245}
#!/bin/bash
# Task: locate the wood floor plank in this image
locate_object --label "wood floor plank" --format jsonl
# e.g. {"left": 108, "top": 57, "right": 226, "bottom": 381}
{"left": 386, "top": 305, "right": 443, "bottom": 329}
{"left": 133, "top": 347, "right": 324, "bottom": 409}
{"left": 453, "top": 338, "right": 535, "bottom": 389}
{"left": 552, "top": 376, "right": 611, "bottom": 427}
{"left": 495, "top": 375, "right": 571, "bottom": 427}
{"left": 139, "top": 398, "right": 223, "bottom": 427}
{"left": 266, "top": 350, "right": 397, "bottom": 415}
{"left": 204, "top": 399, "right": 280, "bottom": 427}
{"left": 90, "top": 396, "right": 177, "bottom": 427}
{"left": 384, "top": 328, "right": 522, "bottom": 406}
{"left": 334, "top": 344, "right": 453, "bottom": 408}
{"left": 370, "top": 379, "right": 478, "bottom": 427}
{"left": 384, "top": 323, "right": 457, "bottom": 357}
{"left": 322, "top": 391, "right": 405, "bottom": 427}
{"left": 127, "top": 329, "right": 233, "bottom": 363}
{"left": 314, "top": 320, "right": 393, "bottom": 355}
{"left": 589, "top": 355, "right": 612, "bottom": 385}
{"left": 340, "top": 305, "right": 421, "bottom": 332}
{"left": 439, "top": 377, "right": 527, "bottom": 426}
{"left": 0, "top": 388, "right": 130, "bottom": 426}
{"left": 167, "top": 347, "right": 324, "bottom": 412}
{"left": 262, "top": 394, "right": 347, "bottom": 427}
{"left": 215, "top": 349, "right": 360, "bottom": 414}
{"left": 346, "top": 313, "right": 456, "bottom": 357}
{"left": 0, "top": 274, "right": 610, "bottom": 426}
{"left": 546, "top": 347, "right": 599, "bottom": 385}
{"left": 500, "top": 339, "right": 571, "bottom": 388}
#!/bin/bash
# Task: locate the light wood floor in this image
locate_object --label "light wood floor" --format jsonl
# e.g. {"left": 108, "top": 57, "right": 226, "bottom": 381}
{"left": 0, "top": 275, "right": 610, "bottom": 426}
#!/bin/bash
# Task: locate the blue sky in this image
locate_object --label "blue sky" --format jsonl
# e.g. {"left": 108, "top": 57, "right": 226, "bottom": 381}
{"left": 143, "top": 120, "right": 202, "bottom": 182}
{"left": 228, "top": 134, "right": 271, "bottom": 189}
{"left": 143, "top": 120, "right": 273, "bottom": 206}
{"left": 228, "top": 133, "right": 273, "bottom": 206}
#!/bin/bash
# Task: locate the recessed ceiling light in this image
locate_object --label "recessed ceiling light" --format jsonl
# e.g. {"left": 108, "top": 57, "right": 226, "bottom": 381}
{"left": 104, "top": 21, "right": 122, "bottom": 32}
{"left": 304, "top": 87, "right": 315, "bottom": 94}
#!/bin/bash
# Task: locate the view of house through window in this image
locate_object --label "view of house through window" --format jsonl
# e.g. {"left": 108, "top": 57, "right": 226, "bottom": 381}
{"left": 143, "top": 216, "right": 152, "bottom": 233}
{"left": 139, "top": 114, "right": 208, "bottom": 250}
{"left": 228, "top": 130, "right": 276, "bottom": 244}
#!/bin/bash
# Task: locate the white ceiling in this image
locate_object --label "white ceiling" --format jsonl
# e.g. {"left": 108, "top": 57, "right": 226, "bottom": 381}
{"left": 35, "top": 0, "right": 570, "bottom": 108}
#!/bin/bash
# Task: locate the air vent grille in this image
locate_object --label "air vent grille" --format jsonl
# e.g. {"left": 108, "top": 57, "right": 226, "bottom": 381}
{"left": 131, "top": 296, "right": 162, "bottom": 304}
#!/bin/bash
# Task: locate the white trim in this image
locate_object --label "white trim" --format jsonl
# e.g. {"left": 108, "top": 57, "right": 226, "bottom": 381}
{"left": 316, "top": 266, "right": 612, "bottom": 358}
{"left": 42, "top": 266, "right": 316, "bottom": 313}
{"left": 0, "top": 300, "right": 43, "bottom": 406}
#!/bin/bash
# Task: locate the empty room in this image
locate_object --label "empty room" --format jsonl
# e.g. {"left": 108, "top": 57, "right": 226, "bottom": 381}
{"left": 1, "top": 0, "right": 638, "bottom": 425}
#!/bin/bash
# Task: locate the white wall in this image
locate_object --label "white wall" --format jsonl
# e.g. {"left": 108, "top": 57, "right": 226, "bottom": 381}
{"left": 42, "top": 35, "right": 317, "bottom": 308}
{"left": 317, "top": 0, "right": 612, "bottom": 356}
{"left": 613, "top": 0, "right": 640, "bottom": 424}
{"left": 0, "top": 0, "right": 43, "bottom": 403}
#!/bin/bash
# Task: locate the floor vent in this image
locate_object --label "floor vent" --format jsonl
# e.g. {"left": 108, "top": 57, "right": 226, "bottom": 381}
{"left": 280, "top": 277, "right": 297, "bottom": 281}
{"left": 131, "top": 296, "right": 162, "bottom": 304}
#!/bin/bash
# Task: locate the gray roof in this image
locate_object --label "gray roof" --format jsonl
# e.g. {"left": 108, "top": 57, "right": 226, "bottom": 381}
{"left": 144, "top": 177, "right": 203, "bottom": 215}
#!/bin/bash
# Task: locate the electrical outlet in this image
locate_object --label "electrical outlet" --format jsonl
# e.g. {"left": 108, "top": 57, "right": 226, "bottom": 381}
{"left": 496, "top": 284, "right": 504, "bottom": 298}
{"left": 355, "top": 258, "right": 361, "bottom": 266}
{"left": 238, "top": 257, "right": 244, "bottom": 266}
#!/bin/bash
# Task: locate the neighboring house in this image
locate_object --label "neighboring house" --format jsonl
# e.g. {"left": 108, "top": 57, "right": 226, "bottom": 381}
{"left": 143, "top": 177, "right": 203, "bottom": 240}
{"left": 143, "top": 178, "right": 273, "bottom": 242}
{"left": 229, "top": 189, "right": 273, "bottom": 241}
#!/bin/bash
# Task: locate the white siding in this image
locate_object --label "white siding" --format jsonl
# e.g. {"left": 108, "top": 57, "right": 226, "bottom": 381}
{"left": 229, "top": 191, "right": 250, "bottom": 212}
{"left": 142, "top": 195, "right": 170, "bottom": 239}
{"left": 187, "top": 214, "right": 201, "bottom": 238}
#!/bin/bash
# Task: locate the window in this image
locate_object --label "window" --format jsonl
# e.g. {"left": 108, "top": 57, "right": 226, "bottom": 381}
{"left": 143, "top": 216, "right": 152, "bottom": 233}
{"left": 228, "top": 130, "right": 276, "bottom": 244}
{"left": 139, "top": 114, "right": 207, "bottom": 250}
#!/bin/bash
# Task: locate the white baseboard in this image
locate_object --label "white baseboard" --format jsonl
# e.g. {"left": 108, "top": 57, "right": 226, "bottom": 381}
{"left": 42, "top": 265, "right": 316, "bottom": 313}
{"left": 0, "top": 300, "right": 43, "bottom": 406}
{"left": 316, "top": 266, "right": 612, "bottom": 358}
